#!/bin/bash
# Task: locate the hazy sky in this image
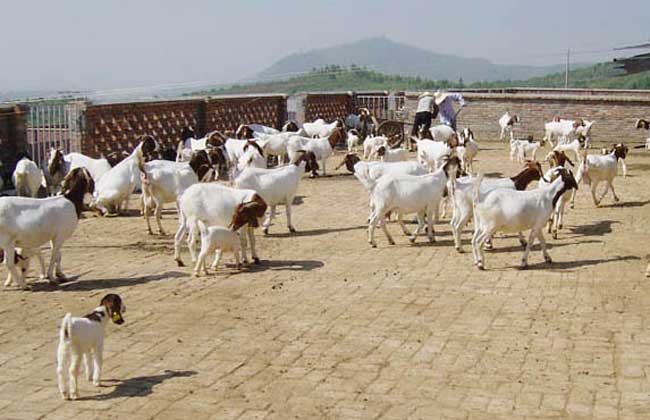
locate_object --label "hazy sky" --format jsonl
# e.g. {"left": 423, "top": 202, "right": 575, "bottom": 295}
{"left": 2, "top": 0, "right": 648, "bottom": 91}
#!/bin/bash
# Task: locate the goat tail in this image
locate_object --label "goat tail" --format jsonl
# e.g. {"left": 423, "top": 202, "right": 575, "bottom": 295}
{"left": 60, "top": 313, "right": 72, "bottom": 341}
{"left": 176, "top": 141, "right": 186, "bottom": 162}
{"left": 14, "top": 172, "right": 27, "bottom": 197}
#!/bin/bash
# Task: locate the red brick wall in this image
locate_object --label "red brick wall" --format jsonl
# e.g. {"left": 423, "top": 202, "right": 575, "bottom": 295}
{"left": 204, "top": 95, "right": 286, "bottom": 134}
{"left": 0, "top": 105, "right": 28, "bottom": 179}
{"left": 304, "top": 93, "right": 353, "bottom": 122}
{"left": 82, "top": 95, "right": 287, "bottom": 158}
{"left": 82, "top": 99, "right": 202, "bottom": 157}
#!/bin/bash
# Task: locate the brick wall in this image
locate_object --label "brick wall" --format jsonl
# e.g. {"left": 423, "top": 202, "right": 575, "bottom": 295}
{"left": 205, "top": 95, "right": 286, "bottom": 134}
{"left": 0, "top": 105, "right": 28, "bottom": 180}
{"left": 82, "top": 95, "right": 287, "bottom": 157}
{"left": 403, "top": 89, "right": 650, "bottom": 144}
{"left": 304, "top": 93, "right": 353, "bottom": 122}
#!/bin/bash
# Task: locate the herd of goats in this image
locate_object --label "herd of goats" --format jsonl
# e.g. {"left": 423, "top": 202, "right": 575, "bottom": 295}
{"left": 2, "top": 109, "right": 650, "bottom": 293}
{"left": 3, "top": 106, "right": 650, "bottom": 401}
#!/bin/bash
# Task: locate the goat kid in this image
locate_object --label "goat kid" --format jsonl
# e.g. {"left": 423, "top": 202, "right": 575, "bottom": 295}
{"left": 498, "top": 112, "right": 520, "bottom": 141}
{"left": 193, "top": 221, "right": 242, "bottom": 276}
{"left": 56, "top": 294, "right": 125, "bottom": 400}
{"left": 571, "top": 144, "right": 627, "bottom": 207}
{"left": 12, "top": 157, "right": 46, "bottom": 197}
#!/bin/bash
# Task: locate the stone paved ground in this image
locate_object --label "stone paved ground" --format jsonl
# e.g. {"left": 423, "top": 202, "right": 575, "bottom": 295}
{"left": 1, "top": 143, "right": 650, "bottom": 420}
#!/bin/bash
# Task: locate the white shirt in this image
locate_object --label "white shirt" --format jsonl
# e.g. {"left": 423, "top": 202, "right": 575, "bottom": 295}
{"left": 416, "top": 96, "right": 434, "bottom": 113}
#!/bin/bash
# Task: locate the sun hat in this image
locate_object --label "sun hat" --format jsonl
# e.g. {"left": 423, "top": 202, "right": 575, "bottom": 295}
{"left": 418, "top": 91, "right": 433, "bottom": 99}
{"left": 434, "top": 90, "right": 449, "bottom": 105}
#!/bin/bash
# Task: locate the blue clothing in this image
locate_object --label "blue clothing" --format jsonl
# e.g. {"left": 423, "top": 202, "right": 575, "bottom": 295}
{"left": 438, "top": 93, "right": 465, "bottom": 125}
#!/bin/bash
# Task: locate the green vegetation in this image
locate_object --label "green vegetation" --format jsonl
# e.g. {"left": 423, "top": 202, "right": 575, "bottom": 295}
{"left": 191, "top": 63, "right": 650, "bottom": 96}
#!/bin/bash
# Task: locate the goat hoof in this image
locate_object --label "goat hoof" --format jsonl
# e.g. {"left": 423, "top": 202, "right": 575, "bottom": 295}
{"left": 477, "top": 263, "right": 484, "bottom": 271}
{"left": 408, "top": 237, "right": 415, "bottom": 244}
{"left": 456, "top": 247, "right": 464, "bottom": 253}
{"left": 552, "top": 232, "right": 558, "bottom": 240}
{"left": 175, "top": 259, "right": 185, "bottom": 267}
{"left": 519, "top": 261, "right": 528, "bottom": 270}
{"left": 61, "top": 393, "right": 69, "bottom": 401}
{"left": 370, "top": 243, "right": 377, "bottom": 248}
{"left": 614, "top": 197, "right": 620, "bottom": 202}
{"left": 253, "top": 257, "right": 261, "bottom": 265}
{"left": 544, "top": 256, "right": 553, "bottom": 263}
{"left": 519, "top": 241, "right": 527, "bottom": 249}
{"left": 262, "top": 228, "right": 269, "bottom": 235}
{"left": 288, "top": 227, "right": 296, "bottom": 233}
{"left": 70, "top": 393, "right": 78, "bottom": 400}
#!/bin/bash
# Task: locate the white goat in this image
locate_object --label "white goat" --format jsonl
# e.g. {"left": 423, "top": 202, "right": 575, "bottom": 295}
{"left": 457, "top": 128, "right": 479, "bottom": 174}
{"left": 448, "top": 161, "right": 544, "bottom": 252}
{"left": 538, "top": 167, "right": 572, "bottom": 239}
{"left": 472, "top": 167, "right": 578, "bottom": 270}
{"left": 376, "top": 146, "right": 408, "bottom": 163}
{"left": 543, "top": 119, "right": 584, "bottom": 146}
{"left": 139, "top": 151, "right": 214, "bottom": 235}
{"left": 47, "top": 149, "right": 112, "bottom": 194}
{"left": 574, "top": 120, "right": 595, "bottom": 148}
{"left": 302, "top": 119, "right": 343, "bottom": 138}
{"left": 287, "top": 128, "right": 345, "bottom": 176}
{"left": 56, "top": 294, "right": 125, "bottom": 400}
{"left": 413, "top": 136, "right": 456, "bottom": 172}
{"left": 91, "top": 142, "right": 149, "bottom": 215}
{"left": 552, "top": 136, "right": 585, "bottom": 163}
{"left": 362, "top": 135, "right": 388, "bottom": 160}
{"left": 256, "top": 132, "right": 294, "bottom": 165}
{"left": 570, "top": 144, "right": 627, "bottom": 207}
{"left": 0, "top": 168, "right": 94, "bottom": 289}
{"left": 510, "top": 136, "right": 543, "bottom": 163}
{"left": 429, "top": 124, "right": 456, "bottom": 143}
{"left": 173, "top": 183, "right": 267, "bottom": 266}
{"left": 234, "top": 152, "right": 316, "bottom": 235}
{"left": 12, "top": 157, "right": 45, "bottom": 197}
{"left": 498, "top": 112, "right": 520, "bottom": 141}
{"left": 193, "top": 222, "right": 241, "bottom": 276}
{"left": 368, "top": 157, "right": 460, "bottom": 247}
{"left": 635, "top": 119, "right": 650, "bottom": 149}
{"left": 346, "top": 129, "right": 361, "bottom": 153}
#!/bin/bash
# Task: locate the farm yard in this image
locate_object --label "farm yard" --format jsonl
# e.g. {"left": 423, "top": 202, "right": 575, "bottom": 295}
{"left": 1, "top": 141, "right": 649, "bottom": 419}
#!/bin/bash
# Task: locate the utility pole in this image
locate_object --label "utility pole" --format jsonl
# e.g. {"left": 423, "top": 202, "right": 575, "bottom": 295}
{"left": 565, "top": 48, "right": 570, "bottom": 88}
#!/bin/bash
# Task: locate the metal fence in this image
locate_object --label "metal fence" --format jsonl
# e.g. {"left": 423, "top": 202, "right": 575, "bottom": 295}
{"left": 355, "top": 94, "right": 405, "bottom": 121}
{"left": 26, "top": 101, "right": 85, "bottom": 167}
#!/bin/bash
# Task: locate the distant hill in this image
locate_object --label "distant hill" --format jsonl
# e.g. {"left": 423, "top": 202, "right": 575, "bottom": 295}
{"left": 257, "top": 36, "right": 572, "bottom": 83}
{"left": 192, "top": 62, "right": 650, "bottom": 96}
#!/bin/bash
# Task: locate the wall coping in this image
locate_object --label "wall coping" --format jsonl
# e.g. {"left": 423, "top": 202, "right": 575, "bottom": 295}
{"left": 403, "top": 91, "right": 650, "bottom": 103}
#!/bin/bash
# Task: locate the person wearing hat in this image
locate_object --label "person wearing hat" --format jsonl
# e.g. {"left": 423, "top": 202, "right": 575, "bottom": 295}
{"left": 411, "top": 91, "right": 439, "bottom": 139}
{"left": 434, "top": 90, "right": 465, "bottom": 130}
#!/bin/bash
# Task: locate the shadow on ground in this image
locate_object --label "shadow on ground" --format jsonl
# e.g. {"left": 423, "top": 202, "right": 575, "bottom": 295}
{"left": 79, "top": 370, "right": 197, "bottom": 400}
{"left": 246, "top": 259, "right": 324, "bottom": 273}
{"left": 31, "top": 271, "right": 188, "bottom": 292}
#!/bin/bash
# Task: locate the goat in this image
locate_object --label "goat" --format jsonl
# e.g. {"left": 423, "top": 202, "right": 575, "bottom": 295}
{"left": 173, "top": 183, "right": 267, "bottom": 266}
{"left": 472, "top": 167, "right": 578, "bottom": 270}
{"left": 413, "top": 135, "right": 458, "bottom": 172}
{"left": 538, "top": 166, "right": 573, "bottom": 239}
{"left": 138, "top": 150, "right": 214, "bottom": 235}
{"left": 362, "top": 135, "right": 388, "bottom": 160}
{"left": 498, "top": 112, "right": 520, "bottom": 141}
{"left": 510, "top": 135, "right": 543, "bottom": 163}
{"left": 47, "top": 149, "right": 112, "bottom": 195}
{"left": 12, "top": 157, "right": 45, "bottom": 197}
{"left": 376, "top": 145, "right": 408, "bottom": 163}
{"left": 544, "top": 150, "right": 575, "bottom": 169}
{"left": 193, "top": 221, "right": 242, "bottom": 276}
{"left": 457, "top": 128, "right": 479, "bottom": 174}
{"left": 570, "top": 144, "right": 627, "bottom": 207}
{"left": 543, "top": 119, "right": 584, "bottom": 146}
{"left": 0, "top": 167, "right": 94, "bottom": 289}
{"left": 448, "top": 161, "right": 544, "bottom": 252}
{"left": 574, "top": 120, "right": 595, "bottom": 148}
{"left": 234, "top": 151, "right": 317, "bottom": 234}
{"left": 368, "top": 157, "right": 460, "bottom": 247}
{"left": 56, "top": 294, "right": 125, "bottom": 400}
{"left": 91, "top": 136, "right": 158, "bottom": 215}
{"left": 287, "top": 127, "right": 346, "bottom": 176}
{"left": 552, "top": 136, "right": 586, "bottom": 163}
{"left": 302, "top": 118, "right": 344, "bottom": 138}
{"left": 346, "top": 129, "right": 361, "bottom": 153}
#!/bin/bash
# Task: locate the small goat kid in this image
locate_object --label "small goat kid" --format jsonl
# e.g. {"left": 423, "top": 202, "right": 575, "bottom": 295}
{"left": 570, "top": 144, "right": 627, "bottom": 207}
{"left": 193, "top": 221, "right": 242, "bottom": 276}
{"left": 498, "top": 112, "right": 520, "bottom": 141}
{"left": 56, "top": 294, "right": 125, "bottom": 400}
